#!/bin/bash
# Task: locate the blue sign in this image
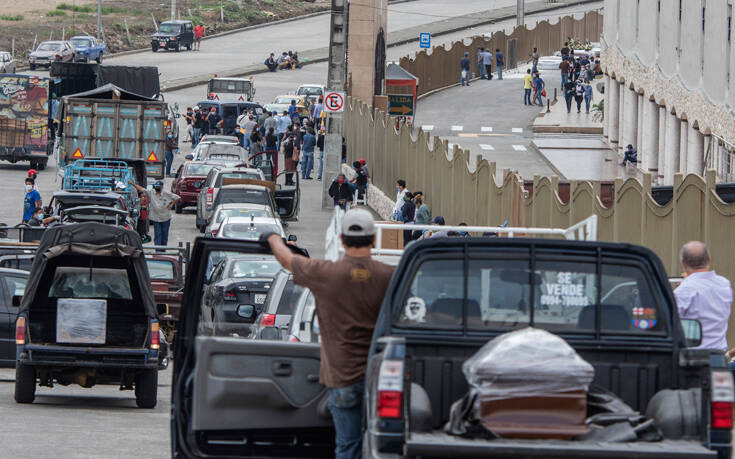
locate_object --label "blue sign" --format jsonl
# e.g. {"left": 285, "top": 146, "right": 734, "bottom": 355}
{"left": 419, "top": 32, "right": 431, "bottom": 49}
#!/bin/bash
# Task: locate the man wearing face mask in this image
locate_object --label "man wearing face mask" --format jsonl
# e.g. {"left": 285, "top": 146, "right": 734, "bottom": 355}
{"left": 22, "top": 177, "right": 41, "bottom": 223}
{"left": 329, "top": 174, "right": 353, "bottom": 210}
{"left": 27, "top": 207, "right": 59, "bottom": 227}
{"left": 165, "top": 131, "right": 178, "bottom": 177}
{"left": 129, "top": 180, "right": 180, "bottom": 249}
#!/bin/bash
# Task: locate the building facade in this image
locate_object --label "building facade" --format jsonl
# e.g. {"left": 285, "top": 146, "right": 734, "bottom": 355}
{"left": 347, "top": 0, "right": 388, "bottom": 105}
{"left": 602, "top": 0, "right": 735, "bottom": 184}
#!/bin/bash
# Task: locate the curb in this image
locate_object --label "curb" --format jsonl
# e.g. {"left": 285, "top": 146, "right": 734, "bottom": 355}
{"left": 528, "top": 140, "right": 568, "bottom": 179}
{"left": 161, "top": 0, "right": 601, "bottom": 93}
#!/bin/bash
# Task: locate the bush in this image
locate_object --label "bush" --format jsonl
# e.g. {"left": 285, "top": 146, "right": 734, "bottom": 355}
{"left": 56, "top": 3, "right": 94, "bottom": 13}
{"left": 0, "top": 15, "right": 24, "bottom": 21}
{"left": 47, "top": 10, "right": 67, "bottom": 17}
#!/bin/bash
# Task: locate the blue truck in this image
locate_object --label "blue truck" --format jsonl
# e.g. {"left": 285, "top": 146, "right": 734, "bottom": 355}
{"left": 69, "top": 36, "right": 106, "bottom": 63}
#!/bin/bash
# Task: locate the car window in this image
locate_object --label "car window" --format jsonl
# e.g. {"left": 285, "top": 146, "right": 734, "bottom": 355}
{"left": 228, "top": 258, "right": 281, "bottom": 278}
{"left": 276, "top": 279, "right": 304, "bottom": 315}
{"left": 298, "top": 87, "right": 323, "bottom": 96}
{"left": 4, "top": 275, "right": 27, "bottom": 306}
{"left": 534, "top": 261, "right": 596, "bottom": 331}
{"left": 49, "top": 267, "right": 132, "bottom": 300}
{"left": 186, "top": 163, "right": 217, "bottom": 176}
{"left": 158, "top": 24, "right": 181, "bottom": 34}
{"left": 397, "top": 259, "right": 464, "bottom": 329}
{"left": 146, "top": 259, "right": 176, "bottom": 281}
{"left": 218, "top": 189, "right": 268, "bottom": 206}
{"left": 70, "top": 38, "right": 92, "bottom": 47}
{"left": 221, "top": 223, "right": 280, "bottom": 240}
{"left": 274, "top": 97, "right": 293, "bottom": 104}
{"left": 37, "top": 43, "right": 60, "bottom": 52}
{"left": 600, "top": 264, "right": 664, "bottom": 333}
{"left": 215, "top": 172, "right": 261, "bottom": 187}
{"left": 467, "top": 259, "right": 531, "bottom": 330}
{"left": 216, "top": 207, "right": 272, "bottom": 223}
{"left": 223, "top": 105, "right": 238, "bottom": 118}
{"left": 211, "top": 80, "right": 251, "bottom": 92}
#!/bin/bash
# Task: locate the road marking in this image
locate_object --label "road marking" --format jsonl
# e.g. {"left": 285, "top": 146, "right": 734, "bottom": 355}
{"left": 451, "top": 125, "right": 463, "bottom": 131}
{"left": 512, "top": 144, "right": 527, "bottom": 151}
{"left": 479, "top": 133, "right": 510, "bottom": 137}
{"left": 481, "top": 126, "right": 493, "bottom": 132}
{"left": 422, "top": 125, "right": 434, "bottom": 131}
{"left": 512, "top": 127, "right": 524, "bottom": 133}
{"left": 479, "top": 144, "right": 494, "bottom": 150}
{"left": 458, "top": 133, "right": 478, "bottom": 138}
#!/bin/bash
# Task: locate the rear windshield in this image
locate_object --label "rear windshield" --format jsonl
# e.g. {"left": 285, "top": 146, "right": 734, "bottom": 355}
{"left": 221, "top": 223, "right": 280, "bottom": 240}
{"left": 276, "top": 279, "right": 304, "bottom": 315}
{"left": 186, "top": 163, "right": 217, "bottom": 177}
{"left": 49, "top": 267, "right": 132, "bottom": 300}
{"left": 228, "top": 258, "right": 281, "bottom": 278}
{"left": 218, "top": 189, "right": 268, "bottom": 206}
{"left": 211, "top": 79, "right": 251, "bottom": 92}
{"left": 215, "top": 207, "right": 272, "bottom": 223}
{"left": 298, "top": 87, "right": 323, "bottom": 96}
{"left": 146, "top": 259, "right": 175, "bottom": 280}
{"left": 395, "top": 255, "right": 667, "bottom": 335}
{"left": 215, "top": 172, "right": 261, "bottom": 187}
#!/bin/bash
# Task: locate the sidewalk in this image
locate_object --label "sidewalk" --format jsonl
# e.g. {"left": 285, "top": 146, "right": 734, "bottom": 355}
{"left": 532, "top": 78, "right": 604, "bottom": 134}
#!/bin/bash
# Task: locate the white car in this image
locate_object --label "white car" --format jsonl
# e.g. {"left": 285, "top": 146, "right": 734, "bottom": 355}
{"left": 537, "top": 55, "right": 562, "bottom": 71}
{"left": 205, "top": 203, "right": 276, "bottom": 237}
{"left": 296, "top": 84, "right": 325, "bottom": 104}
{"left": 216, "top": 216, "right": 287, "bottom": 241}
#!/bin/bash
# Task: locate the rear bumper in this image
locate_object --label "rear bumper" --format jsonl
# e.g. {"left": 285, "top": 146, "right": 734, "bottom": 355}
{"left": 19, "top": 344, "right": 158, "bottom": 370}
{"left": 178, "top": 191, "right": 200, "bottom": 204}
{"left": 402, "top": 432, "right": 718, "bottom": 459}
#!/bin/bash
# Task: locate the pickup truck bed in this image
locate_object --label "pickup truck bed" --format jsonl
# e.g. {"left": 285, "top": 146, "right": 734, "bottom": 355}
{"left": 406, "top": 432, "right": 715, "bottom": 458}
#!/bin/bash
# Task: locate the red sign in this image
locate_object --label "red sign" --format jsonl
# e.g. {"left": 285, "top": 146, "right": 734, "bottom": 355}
{"left": 147, "top": 151, "right": 158, "bottom": 161}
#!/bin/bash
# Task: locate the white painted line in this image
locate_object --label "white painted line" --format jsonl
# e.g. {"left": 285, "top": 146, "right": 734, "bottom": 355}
{"left": 512, "top": 127, "right": 524, "bottom": 133}
{"left": 422, "top": 125, "right": 434, "bottom": 131}
{"left": 479, "top": 144, "right": 494, "bottom": 150}
{"left": 481, "top": 126, "right": 493, "bottom": 132}
{"left": 512, "top": 144, "right": 527, "bottom": 151}
{"left": 451, "top": 125, "right": 464, "bottom": 131}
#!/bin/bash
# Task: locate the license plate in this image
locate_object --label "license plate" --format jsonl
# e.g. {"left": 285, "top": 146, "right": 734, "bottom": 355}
{"left": 160, "top": 41, "right": 166, "bottom": 47}
{"left": 254, "top": 294, "right": 267, "bottom": 304}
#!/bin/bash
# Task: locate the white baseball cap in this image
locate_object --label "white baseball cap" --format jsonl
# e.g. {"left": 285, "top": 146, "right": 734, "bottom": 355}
{"left": 342, "top": 208, "right": 375, "bottom": 236}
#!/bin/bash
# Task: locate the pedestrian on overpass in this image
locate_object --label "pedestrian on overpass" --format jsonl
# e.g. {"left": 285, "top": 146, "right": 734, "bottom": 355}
{"left": 164, "top": 131, "right": 178, "bottom": 177}
{"left": 477, "top": 47, "right": 486, "bottom": 80}
{"left": 495, "top": 48, "right": 504, "bottom": 80}
{"left": 328, "top": 174, "right": 353, "bottom": 210}
{"left": 129, "top": 180, "right": 180, "bottom": 249}
{"left": 675, "top": 241, "right": 732, "bottom": 350}
{"left": 460, "top": 52, "right": 471, "bottom": 87}
{"left": 392, "top": 179, "right": 408, "bottom": 219}
{"left": 399, "top": 192, "right": 416, "bottom": 245}
{"left": 523, "top": 69, "right": 533, "bottom": 105}
{"left": 265, "top": 208, "right": 394, "bottom": 459}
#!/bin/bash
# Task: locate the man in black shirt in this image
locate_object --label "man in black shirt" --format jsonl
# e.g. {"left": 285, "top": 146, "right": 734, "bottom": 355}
{"left": 206, "top": 108, "right": 222, "bottom": 135}
{"left": 193, "top": 106, "right": 208, "bottom": 144}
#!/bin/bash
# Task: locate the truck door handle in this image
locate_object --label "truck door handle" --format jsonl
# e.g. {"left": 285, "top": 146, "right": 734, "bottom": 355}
{"left": 272, "top": 361, "right": 292, "bottom": 377}
{"left": 306, "top": 374, "right": 319, "bottom": 383}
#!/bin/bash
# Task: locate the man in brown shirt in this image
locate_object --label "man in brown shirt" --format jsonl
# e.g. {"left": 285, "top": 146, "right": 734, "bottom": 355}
{"left": 266, "top": 208, "right": 394, "bottom": 458}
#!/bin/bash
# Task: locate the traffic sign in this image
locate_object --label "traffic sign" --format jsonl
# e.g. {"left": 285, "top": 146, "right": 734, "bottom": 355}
{"left": 388, "top": 94, "right": 414, "bottom": 117}
{"left": 324, "top": 91, "right": 345, "bottom": 113}
{"left": 419, "top": 32, "right": 431, "bottom": 49}
{"left": 71, "top": 148, "right": 84, "bottom": 159}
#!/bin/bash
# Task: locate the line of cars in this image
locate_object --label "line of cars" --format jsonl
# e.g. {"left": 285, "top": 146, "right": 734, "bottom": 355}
{"left": 28, "top": 36, "right": 106, "bottom": 70}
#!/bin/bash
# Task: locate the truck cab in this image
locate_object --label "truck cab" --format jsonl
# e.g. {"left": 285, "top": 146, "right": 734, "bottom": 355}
{"left": 207, "top": 77, "right": 256, "bottom": 103}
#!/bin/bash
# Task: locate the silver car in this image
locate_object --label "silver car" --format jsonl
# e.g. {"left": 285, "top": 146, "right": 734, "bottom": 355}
{"left": 29, "top": 41, "right": 74, "bottom": 70}
{"left": 205, "top": 203, "right": 275, "bottom": 237}
{"left": 0, "top": 52, "right": 16, "bottom": 73}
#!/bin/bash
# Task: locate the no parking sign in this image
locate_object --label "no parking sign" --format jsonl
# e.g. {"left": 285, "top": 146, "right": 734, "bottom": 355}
{"left": 324, "top": 91, "right": 345, "bottom": 113}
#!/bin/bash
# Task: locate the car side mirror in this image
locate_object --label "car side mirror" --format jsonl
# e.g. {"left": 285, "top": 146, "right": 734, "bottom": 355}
{"left": 681, "top": 319, "right": 702, "bottom": 348}
{"left": 185, "top": 154, "right": 194, "bottom": 160}
{"left": 287, "top": 234, "right": 297, "bottom": 242}
{"left": 236, "top": 305, "right": 255, "bottom": 321}
{"left": 12, "top": 295, "right": 22, "bottom": 307}
{"left": 260, "top": 326, "right": 282, "bottom": 341}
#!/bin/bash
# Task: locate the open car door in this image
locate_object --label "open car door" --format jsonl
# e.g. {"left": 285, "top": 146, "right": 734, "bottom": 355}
{"left": 172, "top": 238, "right": 333, "bottom": 458}
{"left": 274, "top": 170, "right": 300, "bottom": 222}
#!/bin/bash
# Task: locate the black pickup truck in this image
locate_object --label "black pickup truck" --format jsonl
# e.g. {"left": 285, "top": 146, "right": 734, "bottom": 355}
{"left": 170, "top": 237, "right": 733, "bottom": 458}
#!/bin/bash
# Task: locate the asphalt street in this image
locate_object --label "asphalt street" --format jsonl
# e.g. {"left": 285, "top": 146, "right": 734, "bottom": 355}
{"left": 0, "top": 3, "right": 605, "bottom": 458}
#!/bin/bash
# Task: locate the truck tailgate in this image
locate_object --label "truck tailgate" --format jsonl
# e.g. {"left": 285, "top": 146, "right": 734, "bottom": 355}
{"left": 406, "top": 432, "right": 715, "bottom": 458}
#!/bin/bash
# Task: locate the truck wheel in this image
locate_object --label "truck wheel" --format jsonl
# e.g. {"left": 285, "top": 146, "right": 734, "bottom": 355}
{"left": 134, "top": 369, "right": 158, "bottom": 408}
{"left": 175, "top": 201, "right": 183, "bottom": 214}
{"left": 14, "top": 363, "right": 36, "bottom": 404}
{"left": 38, "top": 161, "right": 47, "bottom": 171}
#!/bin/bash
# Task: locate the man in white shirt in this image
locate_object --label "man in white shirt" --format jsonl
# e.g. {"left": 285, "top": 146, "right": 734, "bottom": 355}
{"left": 674, "top": 241, "right": 733, "bottom": 350}
{"left": 392, "top": 179, "right": 408, "bottom": 219}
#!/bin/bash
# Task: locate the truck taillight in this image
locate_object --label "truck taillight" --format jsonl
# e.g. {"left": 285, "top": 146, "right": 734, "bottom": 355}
{"left": 377, "top": 360, "right": 404, "bottom": 419}
{"left": 150, "top": 321, "right": 160, "bottom": 350}
{"left": 225, "top": 289, "right": 236, "bottom": 299}
{"left": 15, "top": 316, "right": 26, "bottom": 345}
{"left": 260, "top": 313, "right": 275, "bottom": 327}
{"left": 711, "top": 370, "right": 734, "bottom": 429}
{"left": 206, "top": 187, "right": 214, "bottom": 207}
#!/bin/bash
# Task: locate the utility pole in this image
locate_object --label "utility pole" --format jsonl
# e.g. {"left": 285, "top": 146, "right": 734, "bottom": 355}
{"left": 171, "top": 0, "right": 176, "bottom": 21}
{"left": 97, "top": 0, "right": 103, "bottom": 40}
{"left": 322, "top": 0, "right": 348, "bottom": 208}
{"left": 516, "top": 0, "right": 525, "bottom": 26}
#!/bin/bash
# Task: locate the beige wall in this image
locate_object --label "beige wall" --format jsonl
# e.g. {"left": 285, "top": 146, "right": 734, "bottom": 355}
{"left": 398, "top": 11, "right": 603, "bottom": 97}
{"left": 345, "top": 96, "right": 735, "bottom": 345}
{"left": 347, "top": 0, "right": 388, "bottom": 103}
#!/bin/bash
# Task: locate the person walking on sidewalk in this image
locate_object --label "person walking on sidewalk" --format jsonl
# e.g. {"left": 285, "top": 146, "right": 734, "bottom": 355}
{"left": 482, "top": 48, "right": 493, "bottom": 80}
{"left": 477, "top": 47, "right": 486, "bottom": 80}
{"left": 130, "top": 180, "right": 180, "bottom": 248}
{"left": 559, "top": 57, "right": 571, "bottom": 90}
{"left": 534, "top": 72, "right": 545, "bottom": 106}
{"left": 530, "top": 47, "right": 539, "bottom": 67}
{"left": 164, "top": 131, "right": 178, "bottom": 177}
{"left": 564, "top": 78, "right": 576, "bottom": 113}
{"left": 583, "top": 80, "right": 594, "bottom": 114}
{"left": 495, "top": 48, "right": 504, "bottom": 80}
{"left": 301, "top": 127, "right": 316, "bottom": 179}
{"left": 523, "top": 69, "right": 533, "bottom": 105}
{"left": 460, "top": 52, "right": 471, "bottom": 87}
{"left": 193, "top": 23, "right": 205, "bottom": 51}
{"left": 574, "top": 80, "right": 585, "bottom": 113}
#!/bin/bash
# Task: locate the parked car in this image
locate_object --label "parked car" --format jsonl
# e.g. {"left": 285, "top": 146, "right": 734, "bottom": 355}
{"left": 28, "top": 41, "right": 74, "bottom": 70}
{"left": 296, "top": 84, "right": 325, "bottom": 104}
{"left": 0, "top": 268, "right": 29, "bottom": 367}
{"left": 195, "top": 169, "right": 268, "bottom": 232}
{"left": 205, "top": 203, "right": 275, "bottom": 237}
{"left": 537, "top": 55, "right": 562, "bottom": 71}
{"left": 69, "top": 36, "right": 106, "bottom": 63}
{"left": 151, "top": 20, "right": 194, "bottom": 52}
{"left": 145, "top": 253, "right": 185, "bottom": 343}
{"left": 284, "top": 288, "right": 319, "bottom": 343}
{"left": 171, "top": 161, "right": 221, "bottom": 213}
{"left": 252, "top": 269, "right": 304, "bottom": 339}
{"left": 215, "top": 216, "right": 287, "bottom": 242}
{"left": 200, "top": 255, "right": 282, "bottom": 336}
{"left": 197, "top": 134, "right": 240, "bottom": 146}
{"left": 0, "top": 51, "right": 16, "bottom": 73}
{"left": 15, "top": 223, "right": 161, "bottom": 408}
{"left": 264, "top": 95, "right": 311, "bottom": 123}
{"left": 189, "top": 143, "right": 248, "bottom": 164}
